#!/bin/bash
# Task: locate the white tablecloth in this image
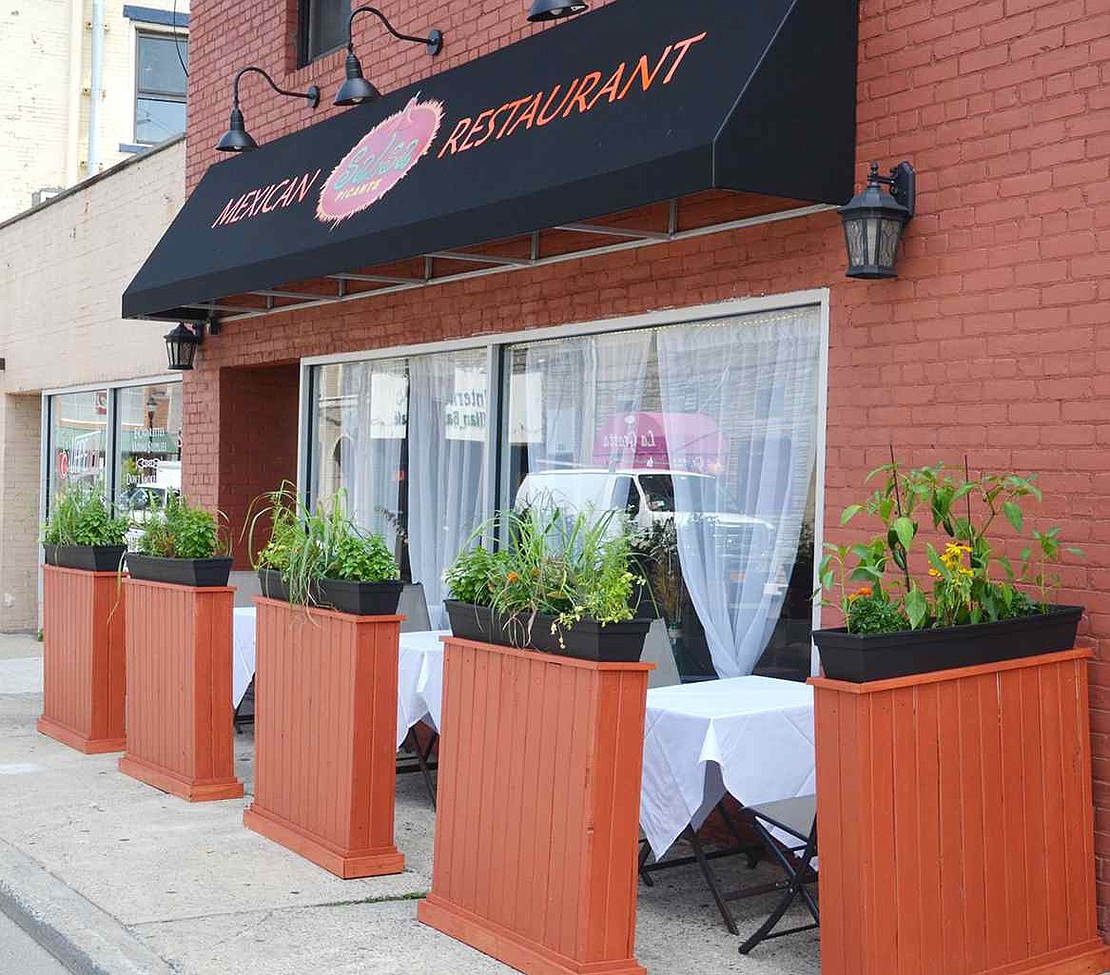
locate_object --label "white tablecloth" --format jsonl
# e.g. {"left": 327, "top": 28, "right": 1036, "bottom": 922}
{"left": 640, "top": 676, "right": 815, "bottom": 859}
{"left": 232, "top": 607, "right": 257, "bottom": 708}
{"left": 231, "top": 606, "right": 447, "bottom": 747}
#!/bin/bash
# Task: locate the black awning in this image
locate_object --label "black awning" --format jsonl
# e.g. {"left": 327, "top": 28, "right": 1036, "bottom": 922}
{"left": 123, "top": 0, "right": 858, "bottom": 321}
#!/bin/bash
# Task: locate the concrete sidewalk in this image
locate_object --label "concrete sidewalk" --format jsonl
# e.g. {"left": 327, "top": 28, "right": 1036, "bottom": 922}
{"left": 0, "top": 635, "right": 818, "bottom": 975}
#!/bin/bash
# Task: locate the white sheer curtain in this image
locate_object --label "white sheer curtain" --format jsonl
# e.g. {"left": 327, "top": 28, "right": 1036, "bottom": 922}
{"left": 407, "top": 350, "right": 489, "bottom": 627}
{"left": 656, "top": 308, "right": 821, "bottom": 678}
{"left": 519, "top": 330, "right": 652, "bottom": 472}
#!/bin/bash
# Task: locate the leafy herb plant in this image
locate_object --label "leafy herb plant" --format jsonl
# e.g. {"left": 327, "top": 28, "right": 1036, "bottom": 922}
{"left": 43, "top": 487, "right": 128, "bottom": 547}
{"left": 246, "top": 483, "right": 399, "bottom": 606}
{"left": 820, "top": 455, "right": 1082, "bottom": 635}
{"left": 445, "top": 507, "right": 641, "bottom": 646}
{"left": 136, "top": 495, "right": 225, "bottom": 559}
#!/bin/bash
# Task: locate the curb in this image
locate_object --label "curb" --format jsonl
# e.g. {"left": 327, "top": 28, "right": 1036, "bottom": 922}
{"left": 0, "top": 838, "right": 177, "bottom": 975}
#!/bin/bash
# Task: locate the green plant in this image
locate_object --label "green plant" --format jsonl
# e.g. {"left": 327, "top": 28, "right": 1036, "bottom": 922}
{"left": 820, "top": 455, "right": 1082, "bottom": 635}
{"left": 445, "top": 507, "right": 641, "bottom": 647}
{"left": 629, "top": 519, "right": 683, "bottom": 624}
{"left": 136, "top": 495, "right": 225, "bottom": 559}
{"left": 43, "top": 486, "right": 128, "bottom": 547}
{"left": 329, "top": 530, "right": 399, "bottom": 582}
{"left": 443, "top": 545, "right": 505, "bottom": 606}
{"left": 245, "top": 484, "right": 398, "bottom": 606}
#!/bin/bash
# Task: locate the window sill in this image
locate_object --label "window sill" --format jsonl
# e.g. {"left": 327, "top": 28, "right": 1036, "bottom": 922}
{"left": 119, "top": 143, "right": 151, "bottom": 154}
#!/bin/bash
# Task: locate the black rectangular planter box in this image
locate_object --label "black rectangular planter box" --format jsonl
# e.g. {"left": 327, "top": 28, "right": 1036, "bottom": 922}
{"left": 258, "top": 568, "right": 293, "bottom": 602}
{"left": 317, "top": 578, "right": 403, "bottom": 616}
{"left": 258, "top": 569, "right": 402, "bottom": 616}
{"left": 813, "top": 604, "right": 1083, "bottom": 683}
{"left": 126, "top": 554, "right": 234, "bottom": 588}
{"left": 43, "top": 544, "right": 127, "bottom": 572}
{"left": 445, "top": 600, "right": 650, "bottom": 663}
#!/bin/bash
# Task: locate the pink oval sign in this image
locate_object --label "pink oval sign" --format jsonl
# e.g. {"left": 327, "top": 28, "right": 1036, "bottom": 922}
{"left": 317, "top": 95, "right": 444, "bottom": 226}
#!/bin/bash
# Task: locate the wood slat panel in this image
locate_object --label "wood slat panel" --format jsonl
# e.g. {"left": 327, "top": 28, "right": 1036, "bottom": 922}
{"left": 813, "top": 649, "right": 1110, "bottom": 975}
{"left": 37, "top": 566, "right": 126, "bottom": 754}
{"left": 118, "top": 579, "right": 242, "bottom": 801}
{"left": 419, "top": 638, "right": 650, "bottom": 975}
{"left": 243, "top": 599, "right": 403, "bottom": 878}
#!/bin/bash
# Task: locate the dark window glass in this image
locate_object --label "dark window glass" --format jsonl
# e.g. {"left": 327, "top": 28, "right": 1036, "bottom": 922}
{"left": 301, "top": 0, "right": 349, "bottom": 64}
{"left": 135, "top": 33, "right": 188, "bottom": 144}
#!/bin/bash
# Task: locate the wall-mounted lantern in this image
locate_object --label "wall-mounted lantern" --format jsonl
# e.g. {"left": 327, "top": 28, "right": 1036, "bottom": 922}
{"left": 839, "top": 161, "right": 916, "bottom": 279}
{"left": 164, "top": 323, "right": 204, "bottom": 371}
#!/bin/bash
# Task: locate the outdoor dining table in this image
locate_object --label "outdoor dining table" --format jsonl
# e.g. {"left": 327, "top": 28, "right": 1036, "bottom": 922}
{"left": 231, "top": 605, "right": 448, "bottom": 748}
{"left": 640, "top": 675, "right": 816, "bottom": 859}
{"left": 638, "top": 675, "right": 816, "bottom": 934}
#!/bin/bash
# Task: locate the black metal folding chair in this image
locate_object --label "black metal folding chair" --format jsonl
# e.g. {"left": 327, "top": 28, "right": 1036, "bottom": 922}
{"left": 738, "top": 795, "right": 818, "bottom": 954}
{"left": 396, "top": 725, "right": 438, "bottom": 807}
{"left": 638, "top": 803, "right": 766, "bottom": 935}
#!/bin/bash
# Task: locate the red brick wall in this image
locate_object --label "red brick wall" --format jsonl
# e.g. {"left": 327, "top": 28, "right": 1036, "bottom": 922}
{"left": 184, "top": 0, "right": 1110, "bottom": 928}
{"left": 216, "top": 362, "right": 301, "bottom": 566}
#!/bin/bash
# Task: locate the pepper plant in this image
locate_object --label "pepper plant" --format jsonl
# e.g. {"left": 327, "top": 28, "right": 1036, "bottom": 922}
{"left": 820, "top": 455, "right": 1081, "bottom": 634}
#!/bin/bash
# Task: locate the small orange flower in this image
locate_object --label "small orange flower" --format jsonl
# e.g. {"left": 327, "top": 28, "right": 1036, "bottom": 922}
{"left": 847, "top": 585, "right": 872, "bottom": 603}
{"left": 506, "top": 571, "right": 520, "bottom": 585}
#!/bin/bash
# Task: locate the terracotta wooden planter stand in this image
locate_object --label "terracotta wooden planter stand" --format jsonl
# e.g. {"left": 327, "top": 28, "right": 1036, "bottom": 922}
{"left": 118, "top": 578, "right": 243, "bottom": 801}
{"left": 243, "top": 598, "right": 404, "bottom": 878}
{"left": 37, "top": 565, "right": 126, "bottom": 754}
{"left": 813, "top": 647, "right": 1110, "bottom": 975}
{"left": 418, "top": 637, "right": 652, "bottom": 975}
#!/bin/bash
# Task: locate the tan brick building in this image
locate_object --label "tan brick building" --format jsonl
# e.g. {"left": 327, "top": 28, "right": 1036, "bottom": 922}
{"left": 0, "top": 136, "right": 185, "bottom": 630}
{"left": 0, "top": 0, "right": 189, "bottom": 221}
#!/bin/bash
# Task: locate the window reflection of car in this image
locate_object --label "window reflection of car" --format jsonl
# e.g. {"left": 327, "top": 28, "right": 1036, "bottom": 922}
{"left": 121, "top": 486, "right": 179, "bottom": 547}
{"left": 514, "top": 469, "right": 776, "bottom": 560}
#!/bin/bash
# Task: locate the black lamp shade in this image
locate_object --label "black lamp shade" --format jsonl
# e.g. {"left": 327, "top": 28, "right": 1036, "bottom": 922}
{"left": 215, "top": 107, "right": 258, "bottom": 153}
{"left": 165, "top": 324, "right": 201, "bottom": 371}
{"left": 528, "top": 0, "right": 588, "bottom": 21}
{"left": 334, "top": 52, "right": 381, "bottom": 106}
{"left": 838, "top": 179, "right": 910, "bottom": 279}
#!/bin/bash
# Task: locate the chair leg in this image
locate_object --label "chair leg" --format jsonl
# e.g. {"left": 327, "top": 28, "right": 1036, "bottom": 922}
{"left": 638, "top": 840, "right": 655, "bottom": 887}
{"left": 413, "top": 728, "right": 438, "bottom": 808}
{"left": 716, "top": 802, "right": 761, "bottom": 869}
{"left": 739, "top": 821, "right": 818, "bottom": 955}
{"left": 687, "top": 826, "right": 739, "bottom": 935}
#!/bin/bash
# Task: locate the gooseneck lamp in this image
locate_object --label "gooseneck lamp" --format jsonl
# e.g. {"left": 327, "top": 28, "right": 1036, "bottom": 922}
{"left": 334, "top": 6, "right": 443, "bottom": 107}
{"left": 215, "top": 66, "right": 321, "bottom": 153}
{"left": 839, "top": 161, "right": 916, "bottom": 279}
{"left": 527, "top": 0, "right": 588, "bottom": 22}
{"left": 164, "top": 323, "right": 204, "bottom": 371}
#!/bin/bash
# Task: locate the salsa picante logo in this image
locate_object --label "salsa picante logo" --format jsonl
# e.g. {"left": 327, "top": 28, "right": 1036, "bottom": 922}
{"left": 316, "top": 95, "right": 443, "bottom": 226}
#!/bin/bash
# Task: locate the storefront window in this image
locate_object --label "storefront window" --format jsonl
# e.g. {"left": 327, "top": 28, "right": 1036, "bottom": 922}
{"left": 116, "top": 383, "right": 183, "bottom": 519}
{"left": 305, "top": 305, "right": 823, "bottom": 681}
{"left": 309, "top": 349, "right": 489, "bottom": 625}
{"left": 503, "top": 307, "right": 822, "bottom": 681}
{"left": 44, "top": 381, "right": 183, "bottom": 540}
{"left": 47, "top": 390, "right": 109, "bottom": 506}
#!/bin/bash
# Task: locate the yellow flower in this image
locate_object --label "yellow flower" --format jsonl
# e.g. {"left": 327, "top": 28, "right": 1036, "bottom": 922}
{"left": 928, "top": 568, "right": 941, "bottom": 577}
{"left": 958, "top": 566, "right": 974, "bottom": 577}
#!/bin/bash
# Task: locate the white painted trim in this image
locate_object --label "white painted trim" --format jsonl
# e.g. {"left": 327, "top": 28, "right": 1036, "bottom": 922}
{"left": 42, "top": 374, "right": 181, "bottom": 398}
{"left": 296, "top": 359, "right": 312, "bottom": 503}
{"left": 301, "top": 290, "right": 831, "bottom": 368}
{"left": 810, "top": 290, "right": 832, "bottom": 676}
